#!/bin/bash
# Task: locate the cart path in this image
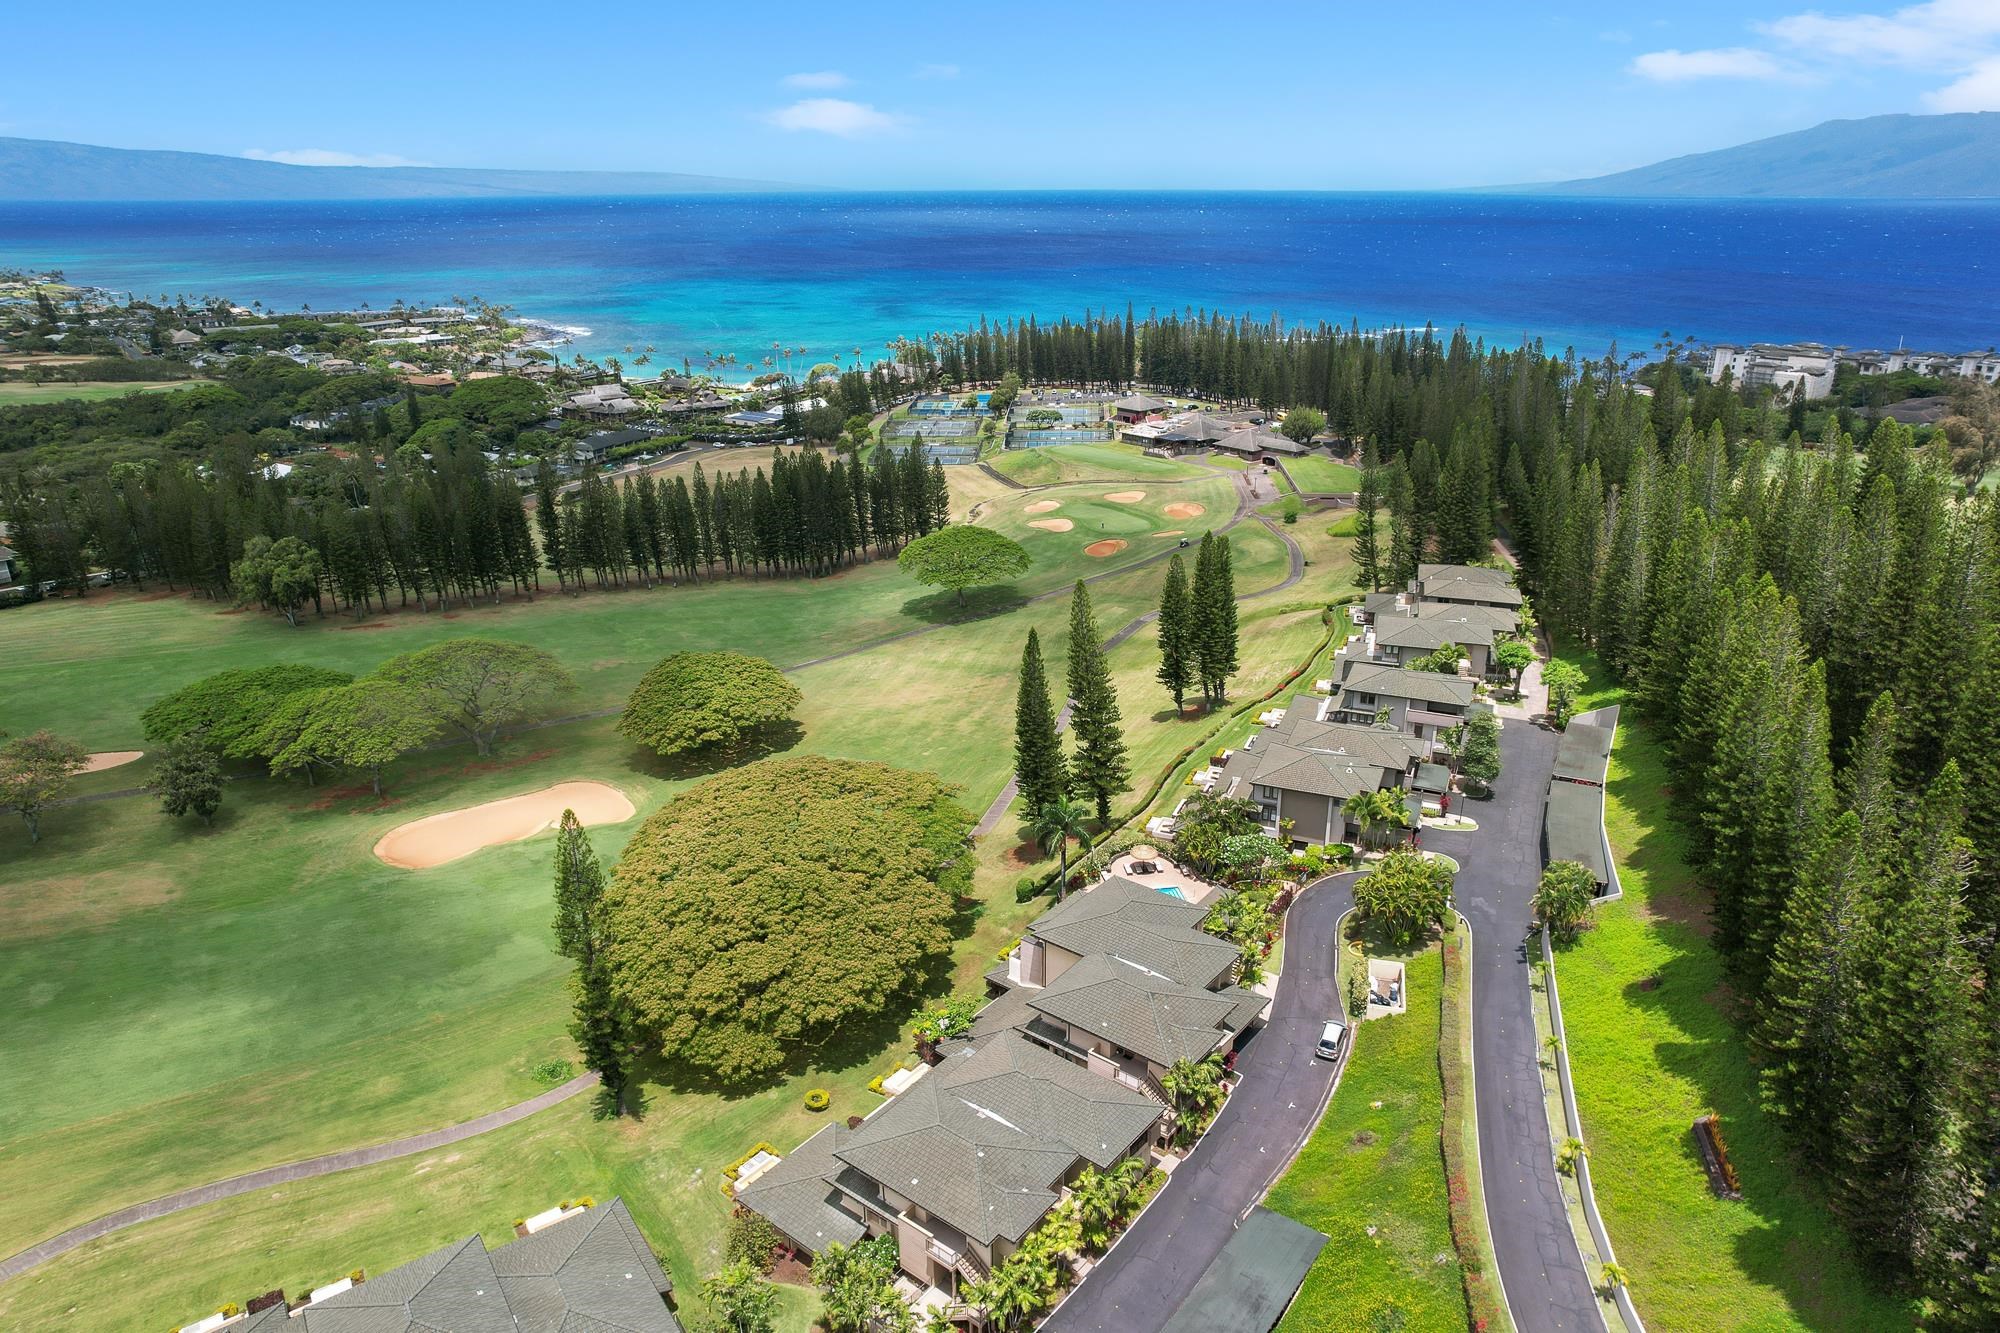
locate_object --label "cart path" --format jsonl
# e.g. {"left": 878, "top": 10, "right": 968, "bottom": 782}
{"left": 0, "top": 1073, "right": 600, "bottom": 1284}
{"left": 970, "top": 464, "right": 1305, "bottom": 839}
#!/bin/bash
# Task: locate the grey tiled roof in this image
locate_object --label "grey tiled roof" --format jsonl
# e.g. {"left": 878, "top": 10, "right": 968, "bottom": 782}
{"left": 293, "top": 1199, "right": 678, "bottom": 1333}
{"left": 734, "top": 1124, "right": 868, "bottom": 1253}
{"left": 1028, "top": 877, "right": 1238, "bottom": 988}
{"left": 1361, "top": 591, "right": 1406, "bottom": 618}
{"left": 1153, "top": 412, "right": 1235, "bottom": 443}
{"left": 1208, "top": 427, "right": 1305, "bottom": 456}
{"left": 1419, "top": 573, "right": 1523, "bottom": 607}
{"left": 1026, "top": 953, "right": 1262, "bottom": 1067}
{"left": 830, "top": 1031, "right": 1161, "bottom": 1245}
{"left": 1337, "top": 664, "right": 1477, "bottom": 710}
{"left": 1373, "top": 614, "right": 1494, "bottom": 650}
{"left": 1269, "top": 712, "right": 1431, "bottom": 771}
{"left": 1413, "top": 601, "right": 1519, "bottom": 634}
{"left": 1220, "top": 739, "right": 1388, "bottom": 802}
{"left": 1418, "top": 563, "right": 1512, "bottom": 586}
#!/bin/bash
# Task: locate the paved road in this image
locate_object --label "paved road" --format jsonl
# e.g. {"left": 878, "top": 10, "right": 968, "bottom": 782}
{"left": 1045, "top": 872, "right": 1353, "bottom": 1332}
{"left": 0, "top": 1073, "right": 600, "bottom": 1283}
{"left": 1427, "top": 720, "right": 1602, "bottom": 1332}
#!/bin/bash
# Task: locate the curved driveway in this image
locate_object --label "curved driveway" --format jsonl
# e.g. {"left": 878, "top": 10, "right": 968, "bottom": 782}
{"left": 1045, "top": 872, "right": 1354, "bottom": 1332}
{"left": 1051, "top": 713, "right": 1600, "bottom": 1333}
{"left": 1427, "top": 718, "right": 1602, "bottom": 1331}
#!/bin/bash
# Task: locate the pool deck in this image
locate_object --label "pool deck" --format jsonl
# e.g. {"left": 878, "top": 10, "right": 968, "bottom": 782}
{"left": 1108, "top": 853, "right": 1222, "bottom": 907}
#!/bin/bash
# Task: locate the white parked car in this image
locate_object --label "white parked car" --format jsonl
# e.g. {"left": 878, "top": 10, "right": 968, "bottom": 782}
{"left": 1315, "top": 1019, "right": 1348, "bottom": 1061}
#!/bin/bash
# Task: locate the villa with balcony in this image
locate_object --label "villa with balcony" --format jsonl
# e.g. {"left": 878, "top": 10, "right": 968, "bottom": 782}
{"left": 1413, "top": 562, "right": 1524, "bottom": 611}
{"left": 1331, "top": 661, "right": 1475, "bottom": 755}
{"left": 1209, "top": 696, "right": 1435, "bottom": 844}
{"left": 737, "top": 875, "right": 1267, "bottom": 1322}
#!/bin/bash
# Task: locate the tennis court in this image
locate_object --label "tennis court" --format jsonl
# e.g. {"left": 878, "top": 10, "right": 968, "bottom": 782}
{"left": 1011, "top": 405, "right": 1101, "bottom": 424}
{"left": 885, "top": 418, "right": 977, "bottom": 438}
{"left": 1009, "top": 428, "right": 1112, "bottom": 446}
{"left": 920, "top": 443, "right": 980, "bottom": 465}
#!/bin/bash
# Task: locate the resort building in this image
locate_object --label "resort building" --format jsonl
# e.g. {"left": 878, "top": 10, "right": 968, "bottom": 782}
{"left": 738, "top": 877, "right": 1266, "bottom": 1317}
{"left": 1331, "top": 661, "right": 1475, "bottom": 754}
{"left": 1705, "top": 343, "right": 1838, "bottom": 400}
{"left": 1210, "top": 696, "right": 1435, "bottom": 843}
{"left": 172, "top": 1198, "right": 680, "bottom": 1333}
{"left": 1111, "top": 392, "right": 1172, "bottom": 423}
{"left": 1412, "top": 563, "right": 1524, "bottom": 611}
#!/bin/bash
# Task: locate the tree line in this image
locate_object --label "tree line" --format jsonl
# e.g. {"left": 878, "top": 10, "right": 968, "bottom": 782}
{"left": 1364, "top": 398, "right": 1998, "bottom": 1320}
{"left": 3, "top": 437, "right": 952, "bottom": 620}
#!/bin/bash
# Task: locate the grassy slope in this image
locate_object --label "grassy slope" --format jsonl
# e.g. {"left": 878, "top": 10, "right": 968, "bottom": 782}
{"left": 1269, "top": 948, "right": 1463, "bottom": 1332}
{"left": 1284, "top": 455, "right": 1362, "bottom": 494}
{"left": 0, "top": 460, "right": 1357, "bottom": 1330}
{"left": 1555, "top": 648, "right": 1917, "bottom": 1332}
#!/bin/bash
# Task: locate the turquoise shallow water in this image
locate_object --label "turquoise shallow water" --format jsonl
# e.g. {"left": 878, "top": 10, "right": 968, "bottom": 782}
{"left": 3, "top": 192, "right": 1995, "bottom": 368}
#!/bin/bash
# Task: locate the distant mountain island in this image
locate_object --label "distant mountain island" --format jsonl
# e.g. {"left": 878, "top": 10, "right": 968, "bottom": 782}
{"left": 0, "top": 137, "right": 792, "bottom": 201}
{"left": 1498, "top": 112, "right": 2000, "bottom": 199}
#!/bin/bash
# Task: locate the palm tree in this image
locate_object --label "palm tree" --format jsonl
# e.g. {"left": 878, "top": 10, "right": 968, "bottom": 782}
{"left": 1031, "top": 795, "right": 1091, "bottom": 901}
{"left": 1161, "top": 1050, "right": 1229, "bottom": 1145}
{"left": 1342, "top": 788, "right": 1410, "bottom": 849}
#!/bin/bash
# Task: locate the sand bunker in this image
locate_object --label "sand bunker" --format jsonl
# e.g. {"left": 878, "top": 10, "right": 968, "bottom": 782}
{"left": 1156, "top": 530, "right": 1185, "bottom": 538}
{"left": 82, "top": 751, "right": 145, "bottom": 774}
{"left": 1103, "top": 490, "right": 1146, "bottom": 503}
{"left": 1024, "top": 499, "right": 1063, "bottom": 514}
{"left": 1084, "top": 539, "right": 1129, "bottom": 558}
{"left": 1162, "top": 502, "right": 1206, "bottom": 519}
{"left": 373, "top": 781, "right": 636, "bottom": 869}
{"left": 1029, "top": 518, "right": 1075, "bottom": 532}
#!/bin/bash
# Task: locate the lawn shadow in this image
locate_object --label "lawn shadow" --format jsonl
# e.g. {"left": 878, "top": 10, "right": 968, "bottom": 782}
{"left": 898, "top": 584, "right": 1030, "bottom": 626}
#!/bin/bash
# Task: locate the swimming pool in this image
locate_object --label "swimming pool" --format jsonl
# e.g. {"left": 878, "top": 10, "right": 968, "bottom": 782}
{"left": 1155, "top": 885, "right": 1189, "bottom": 901}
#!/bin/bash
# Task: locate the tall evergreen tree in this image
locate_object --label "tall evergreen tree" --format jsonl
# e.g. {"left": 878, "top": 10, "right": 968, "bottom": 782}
{"left": 1946, "top": 625, "right": 2000, "bottom": 950}
{"left": 1155, "top": 554, "right": 1195, "bottom": 712}
{"left": 552, "top": 810, "right": 630, "bottom": 1115}
{"left": 1064, "top": 580, "right": 1130, "bottom": 822}
{"left": 1189, "top": 533, "right": 1239, "bottom": 706}
{"left": 1351, "top": 457, "right": 1383, "bottom": 590}
{"left": 1013, "top": 628, "right": 1068, "bottom": 815}
{"left": 1829, "top": 762, "right": 1975, "bottom": 1274}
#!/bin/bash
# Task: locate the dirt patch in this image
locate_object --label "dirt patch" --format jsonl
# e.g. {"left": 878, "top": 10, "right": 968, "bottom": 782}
{"left": 1024, "top": 499, "right": 1062, "bottom": 514}
{"left": 1103, "top": 490, "right": 1146, "bottom": 503}
{"left": 1155, "top": 530, "right": 1185, "bottom": 538}
{"left": 1162, "top": 502, "right": 1206, "bottom": 519}
{"left": 82, "top": 750, "right": 144, "bottom": 773}
{"left": 373, "top": 780, "right": 636, "bottom": 869}
{"left": 1028, "top": 518, "right": 1075, "bottom": 532}
{"left": 339, "top": 621, "right": 394, "bottom": 631}
{"left": 1084, "top": 539, "right": 1129, "bottom": 558}
{"left": 4, "top": 869, "right": 179, "bottom": 941}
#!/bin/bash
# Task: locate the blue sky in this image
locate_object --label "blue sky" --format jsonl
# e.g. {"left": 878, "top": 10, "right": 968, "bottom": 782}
{"left": 5, "top": 1, "right": 1996, "bottom": 188}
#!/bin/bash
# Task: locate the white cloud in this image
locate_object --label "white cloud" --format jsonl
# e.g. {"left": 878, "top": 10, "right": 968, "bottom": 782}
{"left": 781, "top": 70, "right": 850, "bottom": 90}
{"left": 915, "top": 63, "right": 960, "bottom": 79}
{"left": 1629, "top": 47, "right": 1792, "bottom": 82}
{"left": 1759, "top": 0, "right": 2000, "bottom": 68}
{"left": 242, "top": 148, "right": 427, "bottom": 167}
{"left": 763, "top": 98, "right": 904, "bottom": 137}
{"left": 1928, "top": 54, "right": 2000, "bottom": 110}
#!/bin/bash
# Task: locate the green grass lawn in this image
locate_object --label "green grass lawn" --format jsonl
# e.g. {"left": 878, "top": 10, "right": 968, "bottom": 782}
{"left": 1284, "top": 455, "right": 1363, "bottom": 494}
{"left": 0, "top": 449, "right": 1352, "bottom": 1331}
{"left": 1269, "top": 948, "right": 1464, "bottom": 1332}
{"left": 1554, "top": 646, "right": 1920, "bottom": 1332}
{"left": 1, "top": 474, "right": 1232, "bottom": 748}
{"left": 987, "top": 442, "right": 1209, "bottom": 486}
{"left": 0, "top": 380, "right": 201, "bottom": 404}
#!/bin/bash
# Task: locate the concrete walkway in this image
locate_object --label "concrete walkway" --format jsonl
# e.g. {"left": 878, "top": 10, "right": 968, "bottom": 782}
{"left": 1045, "top": 871, "right": 1354, "bottom": 1332}
{"left": 0, "top": 1072, "right": 600, "bottom": 1283}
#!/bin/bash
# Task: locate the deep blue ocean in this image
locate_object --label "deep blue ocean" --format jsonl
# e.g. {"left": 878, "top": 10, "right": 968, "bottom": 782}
{"left": 3, "top": 193, "right": 1995, "bottom": 369}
